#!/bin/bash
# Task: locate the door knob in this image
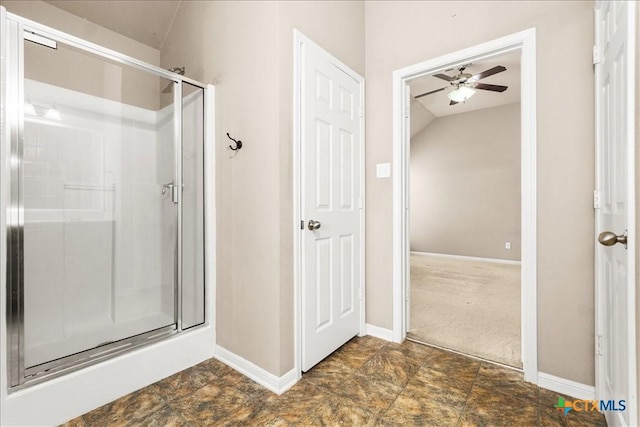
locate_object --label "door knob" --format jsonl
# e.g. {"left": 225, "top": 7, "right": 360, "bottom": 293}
{"left": 307, "top": 220, "right": 321, "bottom": 231}
{"left": 598, "top": 230, "right": 627, "bottom": 248}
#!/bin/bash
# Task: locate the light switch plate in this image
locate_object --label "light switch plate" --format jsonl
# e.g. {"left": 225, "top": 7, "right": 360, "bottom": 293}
{"left": 376, "top": 162, "right": 391, "bottom": 178}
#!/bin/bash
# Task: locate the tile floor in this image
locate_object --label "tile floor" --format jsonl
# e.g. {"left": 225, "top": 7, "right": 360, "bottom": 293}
{"left": 62, "top": 336, "right": 607, "bottom": 426}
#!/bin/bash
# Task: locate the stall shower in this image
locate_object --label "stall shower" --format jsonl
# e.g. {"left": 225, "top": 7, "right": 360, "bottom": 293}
{"left": 3, "top": 11, "right": 210, "bottom": 392}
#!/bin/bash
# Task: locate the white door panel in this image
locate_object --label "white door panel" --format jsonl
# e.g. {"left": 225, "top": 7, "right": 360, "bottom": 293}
{"left": 301, "top": 38, "right": 363, "bottom": 372}
{"left": 595, "top": 1, "right": 636, "bottom": 426}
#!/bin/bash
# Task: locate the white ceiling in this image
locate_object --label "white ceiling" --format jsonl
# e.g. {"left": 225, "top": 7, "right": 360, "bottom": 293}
{"left": 409, "top": 50, "right": 521, "bottom": 118}
{"left": 45, "top": 0, "right": 181, "bottom": 49}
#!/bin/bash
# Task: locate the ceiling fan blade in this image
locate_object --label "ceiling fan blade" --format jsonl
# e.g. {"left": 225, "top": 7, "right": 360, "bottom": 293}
{"left": 415, "top": 87, "right": 446, "bottom": 98}
{"left": 474, "top": 83, "right": 508, "bottom": 92}
{"left": 472, "top": 65, "right": 506, "bottom": 80}
{"left": 433, "top": 73, "right": 455, "bottom": 81}
{"left": 449, "top": 100, "right": 458, "bottom": 106}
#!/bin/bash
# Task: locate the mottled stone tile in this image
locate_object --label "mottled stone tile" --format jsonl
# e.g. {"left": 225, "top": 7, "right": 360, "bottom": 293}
{"left": 475, "top": 362, "right": 538, "bottom": 403}
{"left": 264, "top": 417, "right": 293, "bottom": 427}
{"left": 423, "top": 348, "right": 481, "bottom": 380}
{"left": 387, "top": 339, "right": 434, "bottom": 365}
{"left": 539, "top": 388, "right": 572, "bottom": 407}
{"left": 221, "top": 369, "right": 275, "bottom": 400}
{"left": 83, "top": 387, "right": 166, "bottom": 427}
{"left": 230, "top": 407, "right": 289, "bottom": 426}
{"left": 132, "top": 405, "right": 190, "bottom": 427}
{"left": 379, "top": 389, "right": 461, "bottom": 426}
{"left": 59, "top": 416, "right": 86, "bottom": 427}
{"left": 347, "top": 335, "right": 387, "bottom": 351}
{"left": 329, "top": 337, "right": 383, "bottom": 369}
{"left": 565, "top": 411, "right": 608, "bottom": 427}
{"left": 539, "top": 409, "right": 565, "bottom": 427}
{"left": 263, "top": 381, "right": 330, "bottom": 423}
{"left": 301, "top": 357, "right": 356, "bottom": 391}
{"left": 549, "top": 412, "right": 608, "bottom": 427}
{"left": 359, "top": 347, "right": 422, "bottom": 388}
{"left": 300, "top": 395, "right": 378, "bottom": 426}
{"left": 197, "top": 357, "right": 233, "bottom": 377}
{"left": 169, "top": 383, "right": 252, "bottom": 426}
{"left": 332, "top": 372, "right": 403, "bottom": 414}
{"left": 459, "top": 385, "right": 537, "bottom": 427}
{"left": 214, "top": 400, "right": 278, "bottom": 426}
{"left": 150, "top": 364, "right": 216, "bottom": 402}
{"left": 404, "top": 365, "right": 473, "bottom": 410}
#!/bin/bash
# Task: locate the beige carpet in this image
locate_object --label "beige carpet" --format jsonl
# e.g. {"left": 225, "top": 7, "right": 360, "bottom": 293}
{"left": 408, "top": 254, "right": 522, "bottom": 368}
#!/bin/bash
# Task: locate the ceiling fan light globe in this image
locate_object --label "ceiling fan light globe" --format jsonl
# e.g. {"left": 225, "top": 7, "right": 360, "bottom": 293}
{"left": 447, "top": 86, "right": 476, "bottom": 103}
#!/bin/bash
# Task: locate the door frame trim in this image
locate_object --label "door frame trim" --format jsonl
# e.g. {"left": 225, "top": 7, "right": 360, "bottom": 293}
{"left": 293, "top": 29, "right": 366, "bottom": 378}
{"left": 391, "top": 28, "right": 538, "bottom": 383}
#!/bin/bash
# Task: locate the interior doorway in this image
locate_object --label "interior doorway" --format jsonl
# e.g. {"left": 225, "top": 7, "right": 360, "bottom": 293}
{"left": 392, "top": 28, "right": 538, "bottom": 383}
{"left": 406, "top": 52, "right": 522, "bottom": 368}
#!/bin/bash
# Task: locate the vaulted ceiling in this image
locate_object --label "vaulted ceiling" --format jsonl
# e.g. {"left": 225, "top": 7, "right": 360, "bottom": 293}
{"left": 409, "top": 50, "right": 521, "bottom": 118}
{"left": 44, "top": 0, "right": 181, "bottom": 49}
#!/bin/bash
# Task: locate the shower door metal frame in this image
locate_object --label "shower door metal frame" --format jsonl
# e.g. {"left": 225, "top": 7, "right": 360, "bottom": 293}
{"left": 3, "top": 11, "right": 208, "bottom": 390}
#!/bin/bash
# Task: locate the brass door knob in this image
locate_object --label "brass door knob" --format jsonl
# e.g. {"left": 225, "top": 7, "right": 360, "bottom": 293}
{"left": 598, "top": 230, "right": 627, "bottom": 248}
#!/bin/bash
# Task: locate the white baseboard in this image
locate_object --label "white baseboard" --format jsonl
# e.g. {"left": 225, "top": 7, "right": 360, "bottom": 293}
{"left": 365, "top": 323, "right": 394, "bottom": 341}
{"left": 538, "top": 372, "right": 596, "bottom": 400}
{"left": 410, "top": 251, "right": 521, "bottom": 266}
{"left": 214, "top": 346, "right": 298, "bottom": 395}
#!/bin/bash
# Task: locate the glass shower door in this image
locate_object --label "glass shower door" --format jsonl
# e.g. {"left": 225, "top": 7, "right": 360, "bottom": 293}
{"left": 19, "top": 35, "right": 179, "bottom": 372}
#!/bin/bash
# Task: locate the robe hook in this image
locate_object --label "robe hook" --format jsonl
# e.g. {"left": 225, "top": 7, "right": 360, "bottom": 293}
{"left": 227, "top": 133, "right": 243, "bottom": 151}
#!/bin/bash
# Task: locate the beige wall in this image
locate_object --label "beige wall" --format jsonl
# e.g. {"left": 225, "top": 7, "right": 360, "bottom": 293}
{"left": 365, "top": 1, "right": 596, "bottom": 384}
{"left": 410, "top": 103, "right": 521, "bottom": 261}
{"left": 161, "top": 0, "right": 282, "bottom": 375}
{"left": 160, "top": 1, "right": 365, "bottom": 376}
{"left": 410, "top": 98, "right": 436, "bottom": 138}
{"left": 3, "top": 1, "right": 160, "bottom": 109}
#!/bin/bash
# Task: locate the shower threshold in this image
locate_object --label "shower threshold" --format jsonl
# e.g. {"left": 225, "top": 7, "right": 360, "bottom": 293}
{"left": 19, "top": 317, "right": 177, "bottom": 389}
{"left": 25, "top": 312, "right": 175, "bottom": 368}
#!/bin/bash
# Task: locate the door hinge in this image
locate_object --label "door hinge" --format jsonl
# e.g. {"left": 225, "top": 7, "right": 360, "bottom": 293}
{"left": 593, "top": 189, "right": 601, "bottom": 209}
{"left": 300, "top": 220, "right": 304, "bottom": 230}
{"left": 596, "top": 334, "right": 603, "bottom": 356}
{"left": 593, "top": 45, "right": 602, "bottom": 65}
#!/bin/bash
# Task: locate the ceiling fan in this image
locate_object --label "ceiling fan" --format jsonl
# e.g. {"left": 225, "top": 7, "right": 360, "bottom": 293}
{"left": 415, "top": 65, "right": 508, "bottom": 105}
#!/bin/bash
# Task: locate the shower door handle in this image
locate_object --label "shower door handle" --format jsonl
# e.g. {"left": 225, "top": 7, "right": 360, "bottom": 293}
{"left": 162, "top": 182, "right": 178, "bottom": 204}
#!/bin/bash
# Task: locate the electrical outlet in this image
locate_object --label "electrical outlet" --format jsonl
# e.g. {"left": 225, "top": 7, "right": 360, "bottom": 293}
{"left": 505, "top": 242, "right": 511, "bottom": 250}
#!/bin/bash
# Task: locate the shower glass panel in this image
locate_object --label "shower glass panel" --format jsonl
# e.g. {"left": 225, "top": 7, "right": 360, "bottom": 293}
{"left": 22, "top": 37, "right": 178, "bottom": 369}
{"left": 181, "top": 83, "right": 205, "bottom": 329}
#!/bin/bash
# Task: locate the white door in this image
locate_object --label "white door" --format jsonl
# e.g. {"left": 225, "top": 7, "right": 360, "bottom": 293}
{"left": 299, "top": 35, "right": 364, "bottom": 372}
{"left": 595, "top": 1, "right": 637, "bottom": 426}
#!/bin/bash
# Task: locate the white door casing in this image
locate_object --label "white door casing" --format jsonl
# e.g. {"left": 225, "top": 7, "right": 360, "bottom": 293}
{"left": 392, "top": 28, "right": 538, "bottom": 382}
{"left": 294, "top": 31, "right": 365, "bottom": 372}
{"left": 594, "top": 1, "right": 637, "bottom": 426}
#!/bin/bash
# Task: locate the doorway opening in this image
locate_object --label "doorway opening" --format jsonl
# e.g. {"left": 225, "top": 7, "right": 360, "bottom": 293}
{"left": 406, "top": 51, "right": 522, "bottom": 369}
{"left": 392, "top": 28, "right": 538, "bottom": 382}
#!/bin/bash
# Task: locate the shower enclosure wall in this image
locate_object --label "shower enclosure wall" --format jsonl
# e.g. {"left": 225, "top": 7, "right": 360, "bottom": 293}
{"left": 1, "top": 9, "right": 215, "bottom": 425}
